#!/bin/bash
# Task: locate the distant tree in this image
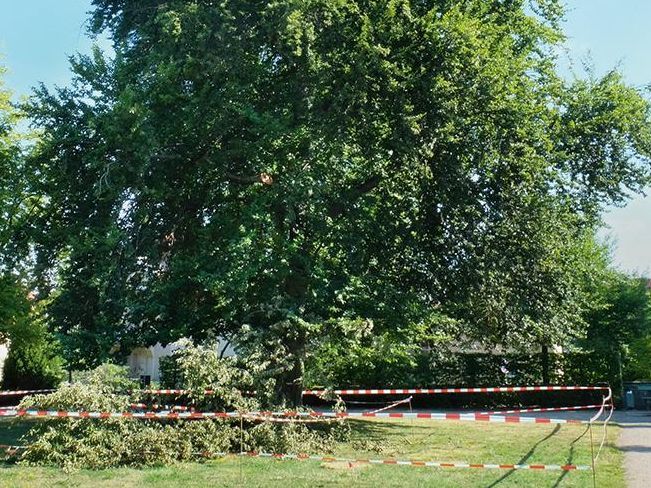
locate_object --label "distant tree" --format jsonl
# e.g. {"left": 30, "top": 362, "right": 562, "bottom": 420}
{"left": 626, "top": 333, "right": 651, "bottom": 381}
{"left": 19, "top": 1, "right": 651, "bottom": 403}
{"left": 0, "top": 275, "right": 64, "bottom": 390}
{"left": 0, "top": 68, "right": 64, "bottom": 389}
{"left": 0, "top": 66, "right": 29, "bottom": 269}
{"left": 0, "top": 275, "right": 30, "bottom": 343}
{"left": 582, "top": 273, "right": 651, "bottom": 397}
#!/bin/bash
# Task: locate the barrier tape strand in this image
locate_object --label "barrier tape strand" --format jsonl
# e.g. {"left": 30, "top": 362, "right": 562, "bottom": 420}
{"left": 236, "top": 451, "right": 591, "bottom": 471}
{"left": 0, "top": 444, "right": 592, "bottom": 472}
{"left": 0, "top": 385, "right": 608, "bottom": 398}
{"left": 0, "top": 408, "right": 587, "bottom": 424}
{"left": 303, "top": 386, "right": 609, "bottom": 396}
{"left": 482, "top": 404, "right": 603, "bottom": 415}
{"left": 0, "top": 389, "right": 56, "bottom": 397}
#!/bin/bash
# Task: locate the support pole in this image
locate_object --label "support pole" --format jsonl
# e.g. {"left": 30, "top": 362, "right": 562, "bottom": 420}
{"left": 589, "top": 422, "right": 597, "bottom": 488}
{"left": 239, "top": 412, "right": 244, "bottom": 483}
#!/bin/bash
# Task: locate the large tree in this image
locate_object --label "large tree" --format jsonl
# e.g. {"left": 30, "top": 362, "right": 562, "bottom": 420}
{"left": 21, "top": 0, "right": 651, "bottom": 402}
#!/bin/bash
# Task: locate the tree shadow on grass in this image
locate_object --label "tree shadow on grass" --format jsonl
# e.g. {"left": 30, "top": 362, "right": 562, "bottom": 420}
{"left": 549, "top": 424, "right": 592, "bottom": 488}
{"left": 0, "top": 420, "right": 32, "bottom": 446}
{"left": 486, "top": 424, "right": 562, "bottom": 488}
{"left": 618, "top": 445, "right": 651, "bottom": 453}
{"left": 347, "top": 419, "right": 411, "bottom": 437}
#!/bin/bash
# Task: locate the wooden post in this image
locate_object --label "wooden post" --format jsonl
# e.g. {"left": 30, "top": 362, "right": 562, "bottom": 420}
{"left": 589, "top": 422, "right": 597, "bottom": 488}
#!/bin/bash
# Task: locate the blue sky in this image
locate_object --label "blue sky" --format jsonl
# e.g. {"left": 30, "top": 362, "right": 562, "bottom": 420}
{"left": 1, "top": 0, "right": 650, "bottom": 273}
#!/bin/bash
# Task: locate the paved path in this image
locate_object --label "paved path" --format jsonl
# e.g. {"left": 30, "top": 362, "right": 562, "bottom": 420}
{"left": 614, "top": 411, "right": 651, "bottom": 488}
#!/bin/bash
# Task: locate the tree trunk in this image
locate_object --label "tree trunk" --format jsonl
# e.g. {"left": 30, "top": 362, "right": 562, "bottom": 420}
{"left": 615, "top": 346, "right": 624, "bottom": 405}
{"left": 286, "top": 356, "right": 305, "bottom": 407}
{"left": 273, "top": 354, "right": 305, "bottom": 407}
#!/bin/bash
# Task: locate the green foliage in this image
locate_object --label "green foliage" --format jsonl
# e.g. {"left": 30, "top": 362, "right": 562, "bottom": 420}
{"left": 21, "top": 418, "right": 238, "bottom": 470}
{"left": 18, "top": 361, "right": 347, "bottom": 470}
{"left": 20, "top": 364, "right": 135, "bottom": 412}
{"left": 73, "top": 363, "right": 138, "bottom": 395}
{"left": 585, "top": 274, "right": 651, "bottom": 350}
{"left": 626, "top": 335, "right": 651, "bottom": 380}
{"left": 0, "top": 275, "right": 31, "bottom": 342}
{"left": 1, "top": 68, "right": 62, "bottom": 390}
{"left": 159, "top": 340, "right": 256, "bottom": 410}
{"left": 1, "top": 337, "right": 64, "bottom": 391}
{"left": 305, "top": 315, "right": 454, "bottom": 387}
{"left": 579, "top": 273, "right": 651, "bottom": 393}
{"left": 0, "top": 278, "right": 64, "bottom": 390}
{"left": 20, "top": 412, "right": 345, "bottom": 471}
{"left": 14, "top": 2, "right": 651, "bottom": 401}
{"left": 0, "top": 67, "right": 25, "bottom": 268}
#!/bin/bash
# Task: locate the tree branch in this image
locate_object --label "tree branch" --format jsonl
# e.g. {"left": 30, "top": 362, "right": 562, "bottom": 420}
{"left": 327, "top": 174, "right": 382, "bottom": 218}
{"left": 226, "top": 172, "right": 274, "bottom": 185}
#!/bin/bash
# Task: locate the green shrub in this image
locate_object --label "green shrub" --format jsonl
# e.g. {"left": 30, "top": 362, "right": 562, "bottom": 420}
{"left": 624, "top": 335, "right": 651, "bottom": 381}
{"left": 18, "top": 361, "right": 348, "bottom": 469}
{"left": 2, "top": 339, "right": 64, "bottom": 390}
{"left": 71, "top": 363, "right": 138, "bottom": 396}
{"left": 19, "top": 364, "right": 136, "bottom": 412}
{"left": 20, "top": 418, "right": 238, "bottom": 470}
{"left": 159, "top": 340, "right": 257, "bottom": 411}
{"left": 0, "top": 278, "right": 64, "bottom": 390}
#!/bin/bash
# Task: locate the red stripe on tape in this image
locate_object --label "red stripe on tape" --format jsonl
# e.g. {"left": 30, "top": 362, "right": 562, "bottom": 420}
{"left": 302, "top": 385, "right": 608, "bottom": 396}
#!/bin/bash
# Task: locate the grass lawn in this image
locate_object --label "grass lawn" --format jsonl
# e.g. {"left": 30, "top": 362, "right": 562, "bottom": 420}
{"left": 0, "top": 417, "right": 623, "bottom": 487}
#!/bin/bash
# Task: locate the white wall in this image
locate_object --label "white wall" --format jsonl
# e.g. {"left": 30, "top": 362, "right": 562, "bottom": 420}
{"left": 0, "top": 343, "right": 8, "bottom": 382}
{"left": 126, "top": 338, "right": 235, "bottom": 383}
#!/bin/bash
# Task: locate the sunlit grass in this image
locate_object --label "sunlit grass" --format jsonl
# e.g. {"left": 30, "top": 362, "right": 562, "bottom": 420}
{"left": 0, "top": 417, "right": 622, "bottom": 487}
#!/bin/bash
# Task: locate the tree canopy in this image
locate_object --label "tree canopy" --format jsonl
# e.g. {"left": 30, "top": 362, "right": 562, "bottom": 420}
{"left": 13, "top": 0, "right": 651, "bottom": 399}
{"left": 0, "top": 67, "right": 27, "bottom": 271}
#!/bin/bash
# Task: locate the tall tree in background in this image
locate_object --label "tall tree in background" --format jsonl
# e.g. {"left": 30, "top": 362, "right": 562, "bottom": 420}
{"left": 1, "top": 65, "right": 28, "bottom": 335}
{"left": 20, "top": 1, "right": 651, "bottom": 403}
{"left": 1, "top": 68, "right": 64, "bottom": 389}
{"left": 0, "top": 66, "right": 27, "bottom": 270}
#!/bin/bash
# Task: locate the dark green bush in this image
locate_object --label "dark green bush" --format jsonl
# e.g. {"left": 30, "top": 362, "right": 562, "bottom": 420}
{"left": 2, "top": 339, "right": 64, "bottom": 390}
{"left": 1, "top": 317, "right": 64, "bottom": 390}
{"left": 0, "top": 277, "right": 64, "bottom": 390}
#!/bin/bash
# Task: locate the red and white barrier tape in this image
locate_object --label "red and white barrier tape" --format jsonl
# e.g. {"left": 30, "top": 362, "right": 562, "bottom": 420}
{"left": 589, "top": 387, "right": 614, "bottom": 462}
{"left": 0, "top": 444, "right": 591, "bottom": 472}
{"left": 303, "top": 385, "right": 609, "bottom": 396}
{"left": 0, "top": 389, "right": 56, "bottom": 397}
{"left": 236, "top": 451, "right": 590, "bottom": 471}
{"left": 0, "top": 385, "right": 607, "bottom": 397}
{"left": 139, "top": 389, "right": 208, "bottom": 395}
{"left": 0, "top": 443, "right": 27, "bottom": 458}
{"left": 589, "top": 388, "right": 613, "bottom": 424}
{"left": 242, "top": 414, "right": 340, "bottom": 423}
{"left": 0, "top": 408, "right": 586, "bottom": 424}
{"left": 482, "top": 404, "right": 602, "bottom": 415}
{"left": 130, "top": 404, "right": 193, "bottom": 412}
{"left": 366, "top": 396, "right": 412, "bottom": 414}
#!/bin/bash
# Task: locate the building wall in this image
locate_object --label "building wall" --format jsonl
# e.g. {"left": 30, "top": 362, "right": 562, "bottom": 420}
{"left": 126, "top": 339, "right": 235, "bottom": 383}
{"left": 0, "top": 343, "right": 8, "bottom": 382}
{"left": 1, "top": 339, "right": 235, "bottom": 385}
